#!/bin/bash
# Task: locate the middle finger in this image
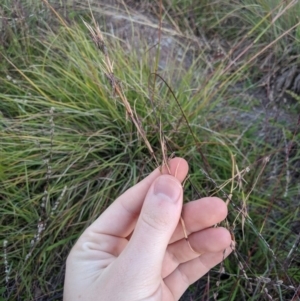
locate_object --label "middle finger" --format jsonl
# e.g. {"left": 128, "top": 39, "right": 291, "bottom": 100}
{"left": 162, "top": 227, "right": 231, "bottom": 278}
{"left": 169, "top": 196, "right": 228, "bottom": 244}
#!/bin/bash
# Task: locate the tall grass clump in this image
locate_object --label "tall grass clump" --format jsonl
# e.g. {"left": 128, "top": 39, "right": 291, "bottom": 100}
{"left": 1, "top": 1, "right": 300, "bottom": 300}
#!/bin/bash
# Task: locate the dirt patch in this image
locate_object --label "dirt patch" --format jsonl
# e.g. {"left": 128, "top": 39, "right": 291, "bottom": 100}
{"left": 89, "top": 1, "right": 204, "bottom": 75}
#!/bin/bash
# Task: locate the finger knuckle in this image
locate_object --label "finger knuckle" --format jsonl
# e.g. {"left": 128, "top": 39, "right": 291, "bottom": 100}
{"left": 141, "top": 211, "right": 169, "bottom": 232}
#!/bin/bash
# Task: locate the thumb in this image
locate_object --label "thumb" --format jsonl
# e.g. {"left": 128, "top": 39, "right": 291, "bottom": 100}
{"left": 123, "top": 175, "right": 183, "bottom": 275}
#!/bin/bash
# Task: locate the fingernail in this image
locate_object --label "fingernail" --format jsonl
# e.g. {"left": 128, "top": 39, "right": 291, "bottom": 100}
{"left": 153, "top": 176, "right": 182, "bottom": 203}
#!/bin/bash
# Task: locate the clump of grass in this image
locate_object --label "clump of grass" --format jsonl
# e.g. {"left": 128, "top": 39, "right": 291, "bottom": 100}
{"left": 1, "top": 1, "right": 300, "bottom": 301}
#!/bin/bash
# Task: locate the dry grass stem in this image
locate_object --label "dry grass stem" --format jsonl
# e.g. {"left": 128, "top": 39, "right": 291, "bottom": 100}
{"left": 83, "top": 19, "right": 160, "bottom": 167}
{"left": 3, "top": 240, "right": 9, "bottom": 284}
{"left": 83, "top": 18, "right": 198, "bottom": 256}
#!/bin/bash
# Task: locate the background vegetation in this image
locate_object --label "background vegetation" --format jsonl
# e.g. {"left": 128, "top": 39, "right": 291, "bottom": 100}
{"left": 1, "top": 0, "right": 299, "bottom": 300}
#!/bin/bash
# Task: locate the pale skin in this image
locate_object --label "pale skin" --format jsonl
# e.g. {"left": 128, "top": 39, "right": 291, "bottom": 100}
{"left": 64, "top": 157, "right": 233, "bottom": 301}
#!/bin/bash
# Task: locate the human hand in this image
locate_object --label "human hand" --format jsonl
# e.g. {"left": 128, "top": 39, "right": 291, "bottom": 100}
{"left": 63, "top": 157, "right": 233, "bottom": 301}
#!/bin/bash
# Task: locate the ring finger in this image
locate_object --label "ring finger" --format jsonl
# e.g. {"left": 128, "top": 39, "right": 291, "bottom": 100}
{"left": 162, "top": 227, "right": 232, "bottom": 278}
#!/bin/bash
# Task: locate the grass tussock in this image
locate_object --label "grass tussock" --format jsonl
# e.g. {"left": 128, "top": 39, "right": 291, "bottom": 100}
{"left": 1, "top": 1, "right": 300, "bottom": 300}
